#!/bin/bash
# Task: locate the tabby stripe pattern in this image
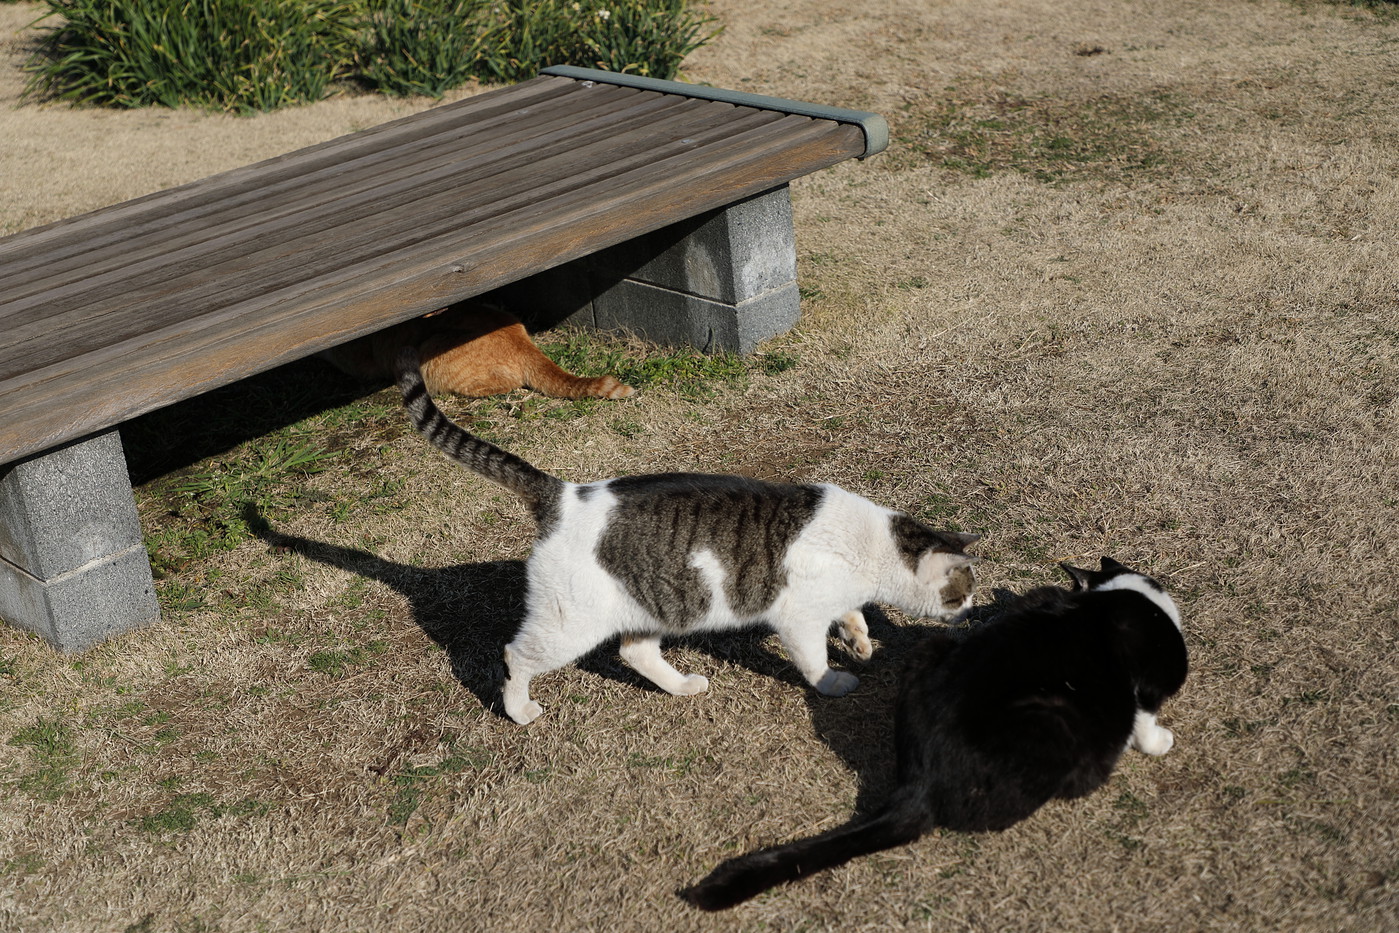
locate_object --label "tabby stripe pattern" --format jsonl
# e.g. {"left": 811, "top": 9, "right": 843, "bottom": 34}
{"left": 595, "top": 476, "right": 823, "bottom": 632}
{"left": 396, "top": 350, "right": 563, "bottom": 531}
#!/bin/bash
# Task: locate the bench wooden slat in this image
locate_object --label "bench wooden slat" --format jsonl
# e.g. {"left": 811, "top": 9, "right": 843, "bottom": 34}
{"left": 0, "top": 75, "right": 577, "bottom": 263}
{"left": 3, "top": 103, "right": 789, "bottom": 371}
{"left": 0, "top": 74, "right": 870, "bottom": 465}
{"left": 1, "top": 90, "right": 747, "bottom": 333}
{"left": 2, "top": 82, "right": 660, "bottom": 291}
{"left": 3, "top": 90, "right": 697, "bottom": 307}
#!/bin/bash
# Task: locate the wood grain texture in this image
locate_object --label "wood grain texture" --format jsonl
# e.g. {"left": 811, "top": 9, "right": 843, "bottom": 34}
{"left": 0, "top": 75, "right": 868, "bottom": 466}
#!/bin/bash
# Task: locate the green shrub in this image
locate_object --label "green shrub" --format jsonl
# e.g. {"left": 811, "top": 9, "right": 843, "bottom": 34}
{"left": 570, "top": 0, "right": 720, "bottom": 80}
{"left": 23, "top": 0, "right": 364, "bottom": 112}
{"left": 23, "top": 0, "right": 722, "bottom": 111}
{"left": 358, "top": 0, "right": 495, "bottom": 98}
{"left": 476, "top": 0, "right": 720, "bottom": 85}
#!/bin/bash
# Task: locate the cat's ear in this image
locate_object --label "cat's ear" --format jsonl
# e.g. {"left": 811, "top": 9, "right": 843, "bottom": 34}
{"left": 1099, "top": 556, "right": 1129, "bottom": 573}
{"left": 939, "top": 531, "right": 981, "bottom": 552}
{"left": 1059, "top": 562, "right": 1095, "bottom": 591}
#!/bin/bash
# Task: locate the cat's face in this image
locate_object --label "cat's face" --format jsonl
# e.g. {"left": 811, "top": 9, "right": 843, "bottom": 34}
{"left": 916, "top": 551, "right": 979, "bottom": 620}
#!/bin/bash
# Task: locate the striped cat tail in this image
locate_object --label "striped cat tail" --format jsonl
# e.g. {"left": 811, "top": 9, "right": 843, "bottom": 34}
{"left": 681, "top": 793, "right": 931, "bottom": 911}
{"left": 395, "top": 348, "right": 563, "bottom": 520}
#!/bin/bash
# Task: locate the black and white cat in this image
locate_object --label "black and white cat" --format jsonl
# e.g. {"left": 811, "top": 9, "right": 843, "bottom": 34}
{"left": 683, "top": 557, "right": 1187, "bottom": 910}
{"left": 396, "top": 351, "right": 979, "bottom": 725}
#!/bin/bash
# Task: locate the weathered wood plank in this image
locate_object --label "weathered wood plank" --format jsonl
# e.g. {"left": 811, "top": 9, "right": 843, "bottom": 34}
{"left": 0, "top": 76, "right": 575, "bottom": 263}
{"left": 1, "top": 83, "right": 657, "bottom": 293}
{"left": 2, "top": 104, "right": 788, "bottom": 368}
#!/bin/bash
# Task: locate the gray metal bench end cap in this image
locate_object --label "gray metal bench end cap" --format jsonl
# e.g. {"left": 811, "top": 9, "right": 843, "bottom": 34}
{"left": 540, "top": 65, "right": 888, "bottom": 159}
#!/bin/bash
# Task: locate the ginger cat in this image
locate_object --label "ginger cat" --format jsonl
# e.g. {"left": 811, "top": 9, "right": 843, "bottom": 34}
{"left": 320, "top": 303, "right": 633, "bottom": 399}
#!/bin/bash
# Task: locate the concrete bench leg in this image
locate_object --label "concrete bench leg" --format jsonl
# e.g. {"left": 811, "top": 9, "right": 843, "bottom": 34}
{"left": 501, "top": 185, "right": 801, "bottom": 355}
{"left": 0, "top": 430, "right": 159, "bottom": 651}
{"left": 589, "top": 184, "right": 801, "bottom": 354}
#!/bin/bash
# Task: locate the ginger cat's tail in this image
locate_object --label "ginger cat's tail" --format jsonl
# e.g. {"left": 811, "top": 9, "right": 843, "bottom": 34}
{"left": 681, "top": 794, "right": 931, "bottom": 911}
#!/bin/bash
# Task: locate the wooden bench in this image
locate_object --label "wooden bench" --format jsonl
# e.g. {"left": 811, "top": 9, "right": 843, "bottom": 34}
{"left": 0, "top": 66, "right": 887, "bottom": 651}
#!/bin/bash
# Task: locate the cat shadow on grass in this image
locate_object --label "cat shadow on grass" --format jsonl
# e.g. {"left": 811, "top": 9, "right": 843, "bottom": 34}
{"left": 241, "top": 503, "right": 788, "bottom": 717}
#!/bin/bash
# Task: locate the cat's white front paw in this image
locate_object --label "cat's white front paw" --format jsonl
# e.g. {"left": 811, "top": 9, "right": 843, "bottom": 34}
{"left": 671, "top": 674, "right": 709, "bottom": 696}
{"left": 1134, "top": 725, "right": 1174, "bottom": 756}
{"left": 506, "top": 699, "right": 545, "bottom": 725}
{"left": 814, "top": 669, "right": 860, "bottom": 697}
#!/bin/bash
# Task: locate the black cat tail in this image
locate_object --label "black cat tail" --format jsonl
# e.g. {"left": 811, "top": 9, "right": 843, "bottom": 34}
{"left": 394, "top": 348, "right": 562, "bottom": 519}
{"left": 682, "top": 794, "right": 930, "bottom": 911}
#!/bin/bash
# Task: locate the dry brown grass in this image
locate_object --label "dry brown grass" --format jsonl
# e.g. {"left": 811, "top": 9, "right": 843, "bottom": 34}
{"left": 2, "top": 0, "right": 1398, "bottom": 930}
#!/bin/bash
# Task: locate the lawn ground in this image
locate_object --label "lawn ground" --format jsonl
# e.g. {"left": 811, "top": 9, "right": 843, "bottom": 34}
{"left": 1, "top": 1, "right": 1396, "bottom": 930}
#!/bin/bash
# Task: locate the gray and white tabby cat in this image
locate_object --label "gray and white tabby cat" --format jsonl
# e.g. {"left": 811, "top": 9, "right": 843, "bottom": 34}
{"left": 396, "top": 351, "right": 980, "bottom": 724}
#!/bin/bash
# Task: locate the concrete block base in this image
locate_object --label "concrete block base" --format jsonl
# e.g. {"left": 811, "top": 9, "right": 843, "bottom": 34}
{"left": 592, "top": 279, "right": 800, "bottom": 355}
{"left": 0, "top": 430, "right": 159, "bottom": 651}
{"left": 502, "top": 185, "right": 802, "bottom": 355}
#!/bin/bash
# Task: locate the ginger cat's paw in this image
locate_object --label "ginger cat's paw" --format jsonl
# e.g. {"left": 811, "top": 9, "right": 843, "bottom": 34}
{"left": 590, "top": 375, "right": 635, "bottom": 400}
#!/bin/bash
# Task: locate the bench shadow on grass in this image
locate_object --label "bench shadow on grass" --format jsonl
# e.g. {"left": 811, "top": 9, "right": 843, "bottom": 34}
{"left": 123, "top": 358, "right": 377, "bottom": 486}
{"left": 118, "top": 287, "right": 606, "bottom": 485}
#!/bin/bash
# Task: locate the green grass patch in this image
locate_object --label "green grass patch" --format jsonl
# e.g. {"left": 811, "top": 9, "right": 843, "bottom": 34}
{"left": 135, "top": 792, "right": 268, "bottom": 834}
{"left": 387, "top": 746, "right": 492, "bottom": 825}
{"left": 540, "top": 331, "right": 750, "bottom": 399}
{"left": 8, "top": 718, "right": 79, "bottom": 800}
{"left": 142, "top": 433, "right": 338, "bottom": 577}
{"left": 1, "top": 852, "right": 45, "bottom": 877}
{"left": 306, "top": 639, "right": 390, "bottom": 677}
{"left": 893, "top": 87, "right": 1190, "bottom": 184}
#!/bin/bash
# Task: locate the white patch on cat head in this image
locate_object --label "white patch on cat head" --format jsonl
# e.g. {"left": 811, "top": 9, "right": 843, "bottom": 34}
{"left": 1095, "top": 574, "right": 1181, "bottom": 631}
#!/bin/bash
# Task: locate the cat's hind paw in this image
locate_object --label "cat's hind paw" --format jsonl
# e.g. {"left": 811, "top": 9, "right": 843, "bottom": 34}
{"left": 814, "top": 669, "right": 860, "bottom": 697}
{"left": 594, "top": 376, "right": 635, "bottom": 400}
{"left": 1133, "top": 725, "right": 1174, "bottom": 756}
{"left": 837, "top": 611, "right": 873, "bottom": 661}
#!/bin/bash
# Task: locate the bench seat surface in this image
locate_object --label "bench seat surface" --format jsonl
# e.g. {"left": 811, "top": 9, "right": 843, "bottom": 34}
{"left": 0, "top": 73, "right": 867, "bottom": 466}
